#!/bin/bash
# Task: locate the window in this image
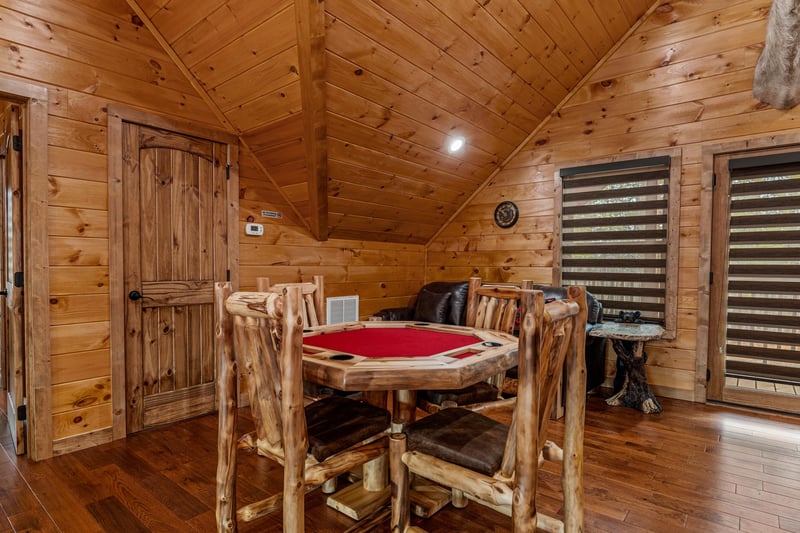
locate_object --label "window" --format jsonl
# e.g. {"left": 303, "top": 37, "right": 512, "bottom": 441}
{"left": 556, "top": 153, "right": 680, "bottom": 335}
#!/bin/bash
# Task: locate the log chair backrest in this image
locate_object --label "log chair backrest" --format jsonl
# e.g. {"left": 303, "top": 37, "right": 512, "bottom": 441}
{"left": 465, "top": 277, "right": 534, "bottom": 334}
{"left": 256, "top": 275, "right": 325, "bottom": 327}
{"left": 506, "top": 286, "right": 587, "bottom": 531}
{"left": 223, "top": 284, "right": 306, "bottom": 465}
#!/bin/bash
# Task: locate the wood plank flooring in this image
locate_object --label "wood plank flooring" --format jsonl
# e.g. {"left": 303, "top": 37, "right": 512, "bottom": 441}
{"left": 1, "top": 395, "right": 799, "bottom": 532}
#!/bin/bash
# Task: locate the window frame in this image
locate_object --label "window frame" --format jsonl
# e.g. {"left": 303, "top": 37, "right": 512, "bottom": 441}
{"left": 553, "top": 149, "right": 681, "bottom": 339}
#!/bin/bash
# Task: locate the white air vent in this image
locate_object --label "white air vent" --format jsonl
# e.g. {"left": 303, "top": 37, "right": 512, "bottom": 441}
{"left": 326, "top": 295, "right": 359, "bottom": 324}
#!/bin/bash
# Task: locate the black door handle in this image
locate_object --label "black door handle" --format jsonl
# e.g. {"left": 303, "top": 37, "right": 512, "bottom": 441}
{"left": 0, "top": 290, "right": 7, "bottom": 296}
{"left": 128, "top": 290, "right": 144, "bottom": 301}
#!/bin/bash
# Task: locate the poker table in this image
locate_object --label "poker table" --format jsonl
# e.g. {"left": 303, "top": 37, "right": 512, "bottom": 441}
{"left": 301, "top": 320, "right": 519, "bottom": 520}
{"left": 302, "top": 320, "right": 518, "bottom": 404}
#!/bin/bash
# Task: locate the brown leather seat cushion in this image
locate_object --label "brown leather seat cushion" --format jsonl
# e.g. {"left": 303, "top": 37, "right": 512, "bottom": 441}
{"left": 405, "top": 407, "right": 508, "bottom": 476}
{"left": 417, "top": 382, "right": 499, "bottom": 406}
{"left": 305, "top": 396, "right": 390, "bottom": 461}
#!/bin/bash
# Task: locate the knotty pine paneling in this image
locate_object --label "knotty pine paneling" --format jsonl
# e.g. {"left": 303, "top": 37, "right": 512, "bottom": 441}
{"left": 427, "top": 0, "right": 784, "bottom": 401}
{"left": 1, "top": 0, "right": 226, "bottom": 448}
{"left": 47, "top": 206, "right": 109, "bottom": 239}
{"left": 52, "top": 349, "right": 110, "bottom": 385}
{"left": 51, "top": 403, "right": 113, "bottom": 442}
{"left": 50, "top": 294, "right": 111, "bottom": 326}
{"left": 51, "top": 377, "right": 112, "bottom": 413}
{"left": 238, "top": 163, "right": 426, "bottom": 319}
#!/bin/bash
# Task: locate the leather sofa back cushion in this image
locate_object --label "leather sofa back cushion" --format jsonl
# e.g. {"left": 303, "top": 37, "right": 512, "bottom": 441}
{"left": 413, "top": 289, "right": 451, "bottom": 323}
{"left": 414, "top": 281, "right": 470, "bottom": 325}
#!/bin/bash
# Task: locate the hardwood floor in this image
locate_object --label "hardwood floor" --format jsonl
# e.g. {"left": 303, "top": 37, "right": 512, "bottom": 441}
{"left": 1, "top": 395, "right": 799, "bottom": 532}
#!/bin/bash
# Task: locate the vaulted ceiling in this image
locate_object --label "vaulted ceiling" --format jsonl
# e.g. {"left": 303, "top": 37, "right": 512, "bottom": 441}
{"left": 129, "top": 0, "right": 653, "bottom": 243}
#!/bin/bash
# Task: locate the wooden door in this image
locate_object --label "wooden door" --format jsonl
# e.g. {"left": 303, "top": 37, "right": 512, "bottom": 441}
{"left": 708, "top": 150, "right": 800, "bottom": 414}
{"left": 1, "top": 103, "right": 25, "bottom": 454}
{"left": 123, "top": 124, "right": 229, "bottom": 432}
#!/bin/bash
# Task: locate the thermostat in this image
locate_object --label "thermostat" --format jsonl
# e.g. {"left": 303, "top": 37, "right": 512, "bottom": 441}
{"left": 245, "top": 223, "right": 264, "bottom": 236}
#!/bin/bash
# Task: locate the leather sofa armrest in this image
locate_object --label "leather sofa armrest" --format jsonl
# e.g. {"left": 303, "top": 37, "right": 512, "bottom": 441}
{"left": 373, "top": 307, "right": 414, "bottom": 321}
{"left": 585, "top": 322, "right": 607, "bottom": 391}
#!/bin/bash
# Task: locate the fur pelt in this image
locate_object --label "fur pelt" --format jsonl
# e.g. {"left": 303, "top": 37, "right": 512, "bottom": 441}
{"left": 753, "top": 0, "right": 800, "bottom": 110}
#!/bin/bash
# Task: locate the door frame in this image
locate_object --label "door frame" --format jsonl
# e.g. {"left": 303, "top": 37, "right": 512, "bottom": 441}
{"left": 700, "top": 132, "right": 800, "bottom": 411}
{"left": 107, "top": 105, "right": 239, "bottom": 439}
{"left": 0, "top": 75, "right": 49, "bottom": 461}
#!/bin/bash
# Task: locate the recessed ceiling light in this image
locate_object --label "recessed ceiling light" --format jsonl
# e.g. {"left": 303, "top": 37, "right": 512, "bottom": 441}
{"left": 447, "top": 137, "right": 465, "bottom": 153}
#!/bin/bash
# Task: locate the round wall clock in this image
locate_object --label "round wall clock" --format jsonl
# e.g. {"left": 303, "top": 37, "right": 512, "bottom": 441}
{"left": 493, "top": 201, "right": 519, "bottom": 228}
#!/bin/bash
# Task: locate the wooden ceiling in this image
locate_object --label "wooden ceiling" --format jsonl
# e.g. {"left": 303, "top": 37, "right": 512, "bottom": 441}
{"left": 129, "top": 0, "right": 653, "bottom": 243}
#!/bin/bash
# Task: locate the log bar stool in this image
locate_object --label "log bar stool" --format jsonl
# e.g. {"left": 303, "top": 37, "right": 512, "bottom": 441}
{"left": 214, "top": 282, "right": 391, "bottom": 533}
{"left": 390, "top": 287, "right": 588, "bottom": 532}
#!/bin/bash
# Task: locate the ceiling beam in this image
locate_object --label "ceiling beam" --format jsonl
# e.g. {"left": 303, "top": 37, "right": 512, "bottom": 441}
{"left": 295, "top": 0, "right": 329, "bottom": 241}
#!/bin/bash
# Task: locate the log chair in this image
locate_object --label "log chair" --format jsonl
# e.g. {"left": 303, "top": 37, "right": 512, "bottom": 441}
{"left": 214, "top": 282, "right": 391, "bottom": 533}
{"left": 415, "top": 277, "right": 533, "bottom": 414}
{"left": 391, "top": 286, "right": 588, "bottom": 532}
{"left": 255, "top": 275, "right": 325, "bottom": 327}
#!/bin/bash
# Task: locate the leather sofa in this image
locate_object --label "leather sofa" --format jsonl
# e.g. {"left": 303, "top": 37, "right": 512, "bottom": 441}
{"left": 373, "top": 281, "right": 470, "bottom": 326}
{"left": 375, "top": 281, "right": 607, "bottom": 393}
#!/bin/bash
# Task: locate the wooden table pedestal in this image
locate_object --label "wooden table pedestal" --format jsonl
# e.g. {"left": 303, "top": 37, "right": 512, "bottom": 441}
{"left": 590, "top": 322, "right": 665, "bottom": 415}
{"left": 605, "top": 338, "right": 662, "bottom": 414}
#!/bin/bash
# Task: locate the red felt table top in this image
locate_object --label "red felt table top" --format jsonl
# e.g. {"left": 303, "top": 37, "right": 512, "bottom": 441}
{"left": 303, "top": 327, "right": 477, "bottom": 358}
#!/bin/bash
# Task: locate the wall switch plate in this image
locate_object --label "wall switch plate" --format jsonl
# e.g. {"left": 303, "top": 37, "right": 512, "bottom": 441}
{"left": 245, "top": 223, "right": 264, "bottom": 236}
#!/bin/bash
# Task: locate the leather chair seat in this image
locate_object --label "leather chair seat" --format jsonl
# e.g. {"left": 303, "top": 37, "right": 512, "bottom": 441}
{"left": 305, "top": 395, "right": 391, "bottom": 461}
{"left": 405, "top": 407, "right": 507, "bottom": 476}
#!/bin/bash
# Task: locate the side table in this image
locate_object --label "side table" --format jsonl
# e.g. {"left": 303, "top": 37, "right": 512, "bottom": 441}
{"left": 589, "top": 322, "right": 665, "bottom": 414}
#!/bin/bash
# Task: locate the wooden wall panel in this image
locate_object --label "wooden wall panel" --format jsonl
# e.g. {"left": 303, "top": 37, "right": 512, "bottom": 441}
{"left": 0, "top": 0, "right": 227, "bottom": 452}
{"left": 52, "top": 349, "right": 110, "bottom": 385}
{"left": 427, "top": 0, "right": 783, "bottom": 402}
{"left": 238, "top": 164, "right": 426, "bottom": 318}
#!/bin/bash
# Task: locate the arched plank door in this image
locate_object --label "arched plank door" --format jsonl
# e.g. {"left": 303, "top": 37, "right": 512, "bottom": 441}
{"left": 123, "top": 124, "right": 229, "bottom": 432}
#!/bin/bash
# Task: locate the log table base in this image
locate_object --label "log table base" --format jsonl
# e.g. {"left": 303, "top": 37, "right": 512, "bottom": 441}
{"left": 589, "top": 322, "right": 665, "bottom": 415}
{"left": 605, "top": 338, "right": 662, "bottom": 414}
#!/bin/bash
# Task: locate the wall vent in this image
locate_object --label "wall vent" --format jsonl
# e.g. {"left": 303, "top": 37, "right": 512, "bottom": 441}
{"left": 326, "top": 295, "right": 359, "bottom": 324}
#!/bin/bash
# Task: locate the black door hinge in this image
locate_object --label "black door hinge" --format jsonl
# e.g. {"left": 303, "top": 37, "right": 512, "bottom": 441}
{"left": 711, "top": 172, "right": 716, "bottom": 187}
{"left": 226, "top": 269, "right": 231, "bottom": 282}
{"left": 17, "top": 404, "right": 26, "bottom": 421}
{"left": 226, "top": 164, "right": 231, "bottom": 180}
{"left": 12, "top": 135, "right": 22, "bottom": 152}
{"left": 709, "top": 271, "right": 713, "bottom": 285}
{"left": 706, "top": 368, "right": 711, "bottom": 382}
{"left": 13, "top": 271, "right": 23, "bottom": 288}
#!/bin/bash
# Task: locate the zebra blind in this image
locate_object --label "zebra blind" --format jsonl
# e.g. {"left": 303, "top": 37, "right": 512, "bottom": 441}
{"left": 560, "top": 156, "right": 671, "bottom": 324}
{"left": 724, "top": 157, "right": 800, "bottom": 384}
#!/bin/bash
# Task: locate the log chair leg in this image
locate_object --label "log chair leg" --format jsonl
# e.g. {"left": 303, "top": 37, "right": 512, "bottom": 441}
{"left": 390, "top": 433, "right": 410, "bottom": 533}
{"left": 563, "top": 311, "right": 587, "bottom": 533}
{"left": 215, "top": 282, "right": 237, "bottom": 533}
